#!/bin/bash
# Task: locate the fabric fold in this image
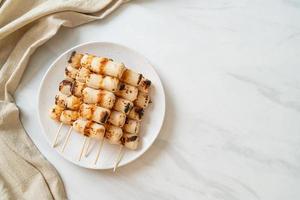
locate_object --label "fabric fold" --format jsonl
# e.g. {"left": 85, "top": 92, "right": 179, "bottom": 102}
{"left": 0, "top": 0, "right": 128, "bottom": 199}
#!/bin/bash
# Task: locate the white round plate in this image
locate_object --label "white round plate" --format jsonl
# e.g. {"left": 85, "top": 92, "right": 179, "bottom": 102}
{"left": 38, "top": 42, "right": 165, "bottom": 170}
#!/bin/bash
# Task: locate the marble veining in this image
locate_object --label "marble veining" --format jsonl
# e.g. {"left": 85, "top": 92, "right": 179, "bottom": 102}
{"left": 14, "top": 0, "right": 300, "bottom": 199}
{"left": 228, "top": 73, "right": 300, "bottom": 112}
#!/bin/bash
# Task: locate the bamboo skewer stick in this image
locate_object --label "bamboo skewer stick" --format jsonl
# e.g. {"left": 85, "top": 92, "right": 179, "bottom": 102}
{"left": 52, "top": 123, "right": 63, "bottom": 147}
{"left": 61, "top": 127, "right": 73, "bottom": 152}
{"left": 113, "top": 145, "right": 124, "bottom": 172}
{"left": 94, "top": 139, "right": 104, "bottom": 165}
{"left": 78, "top": 136, "right": 88, "bottom": 161}
{"left": 84, "top": 138, "right": 92, "bottom": 157}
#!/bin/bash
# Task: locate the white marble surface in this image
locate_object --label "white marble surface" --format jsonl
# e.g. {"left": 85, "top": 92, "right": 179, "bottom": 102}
{"left": 15, "top": 0, "right": 300, "bottom": 199}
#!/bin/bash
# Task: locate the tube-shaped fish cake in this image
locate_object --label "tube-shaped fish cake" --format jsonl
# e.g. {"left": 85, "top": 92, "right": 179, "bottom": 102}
{"left": 86, "top": 73, "right": 119, "bottom": 92}
{"left": 73, "top": 118, "right": 105, "bottom": 140}
{"left": 79, "top": 103, "right": 110, "bottom": 124}
{"left": 82, "top": 87, "right": 98, "bottom": 104}
{"left": 59, "top": 80, "right": 86, "bottom": 98}
{"left": 90, "top": 56, "right": 125, "bottom": 79}
{"left": 82, "top": 87, "right": 115, "bottom": 109}
{"left": 72, "top": 81, "right": 85, "bottom": 97}
{"left": 108, "top": 111, "right": 126, "bottom": 127}
{"left": 86, "top": 73, "right": 102, "bottom": 89}
{"left": 60, "top": 110, "right": 79, "bottom": 125}
{"left": 113, "top": 98, "right": 133, "bottom": 114}
{"left": 101, "top": 76, "right": 119, "bottom": 92}
{"left": 73, "top": 118, "right": 91, "bottom": 136}
{"left": 92, "top": 106, "right": 110, "bottom": 124}
{"left": 55, "top": 93, "right": 81, "bottom": 110}
{"left": 65, "top": 64, "right": 78, "bottom": 81}
{"left": 134, "top": 92, "right": 150, "bottom": 109}
{"left": 120, "top": 69, "right": 142, "bottom": 86}
{"left": 89, "top": 123, "right": 106, "bottom": 140}
{"left": 116, "top": 83, "right": 138, "bottom": 101}
{"left": 65, "top": 95, "right": 82, "bottom": 110}
{"left": 123, "top": 119, "right": 140, "bottom": 134}
{"left": 50, "top": 105, "right": 64, "bottom": 121}
{"left": 122, "top": 133, "right": 139, "bottom": 150}
{"left": 68, "top": 51, "right": 83, "bottom": 69}
{"left": 55, "top": 93, "right": 67, "bottom": 108}
{"left": 76, "top": 67, "right": 90, "bottom": 83}
{"left": 105, "top": 125, "right": 123, "bottom": 144}
{"left": 65, "top": 95, "right": 81, "bottom": 110}
{"left": 80, "top": 54, "right": 94, "bottom": 69}
{"left": 104, "top": 60, "right": 126, "bottom": 79}
{"left": 138, "top": 78, "right": 151, "bottom": 93}
{"left": 90, "top": 57, "right": 107, "bottom": 73}
{"left": 128, "top": 106, "right": 144, "bottom": 121}
{"left": 98, "top": 90, "right": 116, "bottom": 109}
{"left": 59, "top": 80, "right": 73, "bottom": 96}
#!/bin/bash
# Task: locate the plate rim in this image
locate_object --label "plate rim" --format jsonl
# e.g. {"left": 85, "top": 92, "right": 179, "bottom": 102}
{"left": 37, "top": 41, "right": 166, "bottom": 170}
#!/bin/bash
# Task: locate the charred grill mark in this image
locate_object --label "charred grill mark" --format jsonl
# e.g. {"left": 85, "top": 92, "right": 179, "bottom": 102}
{"left": 65, "top": 67, "right": 71, "bottom": 77}
{"left": 68, "top": 51, "right": 76, "bottom": 63}
{"left": 74, "top": 98, "right": 82, "bottom": 111}
{"left": 59, "top": 80, "right": 73, "bottom": 91}
{"left": 120, "top": 137, "right": 125, "bottom": 145}
{"left": 79, "top": 104, "right": 84, "bottom": 118}
{"left": 144, "top": 79, "right": 151, "bottom": 87}
{"left": 89, "top": 104, "right": 95, "bottom": 120}
{"left": 105, "top": 128, "right": 112, "bottom": 139}
{"left": 135, "top": 107, "right": 144, "bottom": 119}
{"left": 91, "top": 104, "right": 95, "bottom": 113}
{"left": 73, "top": 82, "right": 84, "bottom": 97}
{"left": 97, "top": 91, "right": 104, "bottom": 107}
{"left": 55, "top": 95, "right": 59, "bottom": 105}
{"left": 101, "top": 112, "right": 109, "bottom": 124}
{"left": 100, "top": 58, "right": 108, "bottom": 74}
{"left": 58, "top": 84, "right": 63, "bottom": 92}
{"left": 100, "top": 58, "right": 109, "bottom": 65}
{"left": 127, "top": 136, "right": 138, "bottom": 142}
{"left": 134, "top": 123, "right": 138, "bottom": 133}
{"left": 84, "top": 121, "right": 93, "bottom": 136}
{"left": 145, "top": 96, "right": 149, "bottom": 101}
{"left": 138, "top": 74, "right": 143, "bottom": 85}
{"left": 71, "top": 82, "right": 76, "bottom": 96}
{"left": 124, "top": 103, "right": 132, "bottom": 114}
{"left": 119, "top": 83, "right": 125, "bottom": 90}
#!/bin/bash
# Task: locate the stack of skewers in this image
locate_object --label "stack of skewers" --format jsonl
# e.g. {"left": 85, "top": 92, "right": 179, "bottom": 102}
{"left": 49, "top": 52, "right": 152, "bottom": 171}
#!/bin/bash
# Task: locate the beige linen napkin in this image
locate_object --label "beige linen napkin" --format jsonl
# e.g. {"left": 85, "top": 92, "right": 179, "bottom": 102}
{"left": 0, "top": 0, "right": 127, "bottom": 199}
